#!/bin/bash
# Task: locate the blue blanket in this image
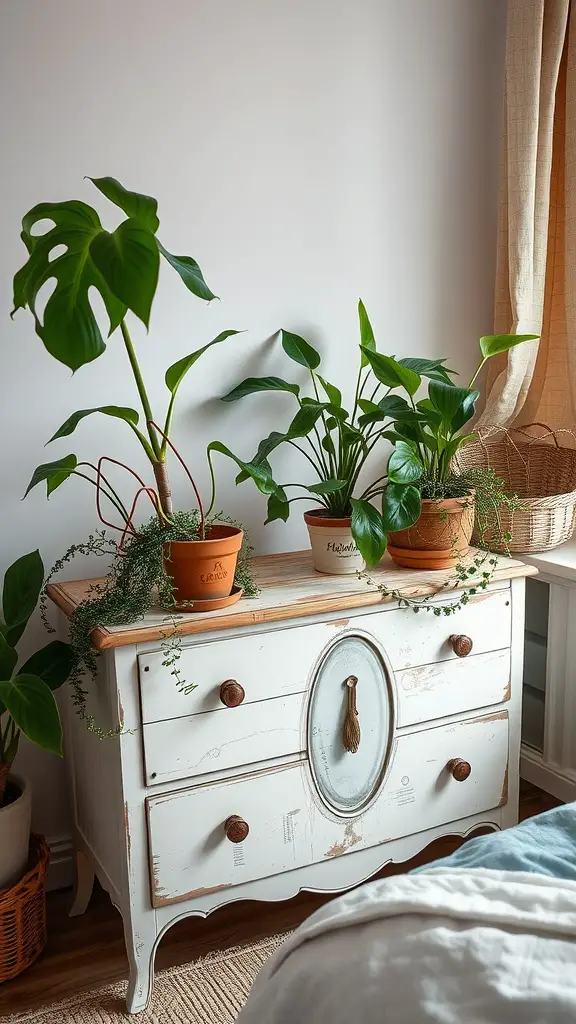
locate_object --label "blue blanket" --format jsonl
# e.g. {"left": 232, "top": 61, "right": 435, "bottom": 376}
{"left": 416, "top": 802, "right": 576, "bottom": 880}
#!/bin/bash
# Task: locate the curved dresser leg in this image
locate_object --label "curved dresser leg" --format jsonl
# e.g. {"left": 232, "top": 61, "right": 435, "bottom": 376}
{"left": 69, "top": 849, "right": 95, "bottom": 917}
{"left": 124, "top": 917, "right": 156, "bottom": 1014}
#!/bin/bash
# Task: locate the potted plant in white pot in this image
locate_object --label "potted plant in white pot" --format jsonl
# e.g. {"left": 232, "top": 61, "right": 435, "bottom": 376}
{"left": 0, "top": 550, "right": 75, "bottom": 889}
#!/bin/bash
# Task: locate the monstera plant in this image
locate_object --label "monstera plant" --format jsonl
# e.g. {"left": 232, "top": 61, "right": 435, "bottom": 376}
{"left": 12, "top": 176, "right": 243, "bottom": 517}
{"left": 12, "top": 178, "right": 263, "bottom": 725}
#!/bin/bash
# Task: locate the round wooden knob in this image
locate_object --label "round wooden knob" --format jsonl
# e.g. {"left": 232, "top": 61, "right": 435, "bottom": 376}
{"left": 449, "top": 634, "right": 473, "bottom": 657}
{"left": 224, "top": 815, "right": 249, "bottom": 843}
{"left": 220, "top": 680, "right": 245, "bottom": 707}
{"left": 447, "top": 758, "right": 472, "bottom": 782}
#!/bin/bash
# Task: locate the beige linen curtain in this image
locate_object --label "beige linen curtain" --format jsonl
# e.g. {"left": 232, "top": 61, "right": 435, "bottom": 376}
{"left": 478, "top": 0, "right": 576, "bottom": 430}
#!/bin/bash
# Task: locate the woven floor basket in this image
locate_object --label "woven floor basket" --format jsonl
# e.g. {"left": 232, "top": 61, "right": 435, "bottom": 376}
{"left": 454, "top": 424, "right": 576, "bottom": 553}
{"left": 0, "top": 833, "right": 49, "bottom": 983}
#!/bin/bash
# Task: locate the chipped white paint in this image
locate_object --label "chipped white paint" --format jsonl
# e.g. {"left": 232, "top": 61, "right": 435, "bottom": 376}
{"left": 56, "top": 564, "right": 529, "bottom": 1013}
{"left": 138, "top": 587, "right": 512, "bottom": 726}
{"left": 147, "top": 711, "right": 509, "bottom": 904}
{"left": 143, "top": 693, "right": 305, "bottom": 785}
{"left": 396, "top": 649, "right": 511, "bottom": 727}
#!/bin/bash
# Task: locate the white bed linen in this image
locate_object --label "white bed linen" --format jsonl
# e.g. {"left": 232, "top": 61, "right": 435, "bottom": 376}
{"left": 238, "top": 868, "right": 576, "bottom": 1023}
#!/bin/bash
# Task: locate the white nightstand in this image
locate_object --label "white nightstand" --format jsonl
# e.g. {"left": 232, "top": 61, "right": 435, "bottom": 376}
{"left": 519, "top": 539, "right": 576, "bottom": 801}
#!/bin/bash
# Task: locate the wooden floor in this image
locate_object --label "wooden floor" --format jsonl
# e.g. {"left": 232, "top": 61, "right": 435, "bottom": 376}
{"left": 1, "top": 782, "right": 561, "bottom": 1016}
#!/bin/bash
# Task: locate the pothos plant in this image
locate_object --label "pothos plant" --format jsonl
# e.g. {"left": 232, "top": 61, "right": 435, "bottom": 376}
{"left": 12, "top": 177, "right": 263, "bottom": 723}
{"left": 0, "top": 550, "right": 75, "bottom": 801}
{"left": 221, "top": 300, "right": 537, "bottom": 566}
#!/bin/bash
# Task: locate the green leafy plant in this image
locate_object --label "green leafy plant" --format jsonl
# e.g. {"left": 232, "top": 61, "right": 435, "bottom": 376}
{"left": 0, "top": 551, "right": 75, "bottom": 801}
{"left": 12, "top": 175, "right": 251, "bottom": 526}
{"left": 358, "top": 467, "right": 524, "bottom": 614}
{"left": 220, "top": 301, "right": 537, "bottom": 566}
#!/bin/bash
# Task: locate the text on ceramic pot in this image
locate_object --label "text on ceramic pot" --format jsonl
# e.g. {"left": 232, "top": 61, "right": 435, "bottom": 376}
{"left": 201, "top": 560, "right": 228, "bottom": 583}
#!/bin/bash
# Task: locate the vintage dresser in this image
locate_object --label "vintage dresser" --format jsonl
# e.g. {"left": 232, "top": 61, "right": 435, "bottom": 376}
{"left": 48, "top": 549, "right": 536, "bottom": 1012}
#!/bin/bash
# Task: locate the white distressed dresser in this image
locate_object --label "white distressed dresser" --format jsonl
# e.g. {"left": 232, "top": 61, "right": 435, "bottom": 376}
{"left": 48, "top": 549, "right": 536, "bottom": 1013}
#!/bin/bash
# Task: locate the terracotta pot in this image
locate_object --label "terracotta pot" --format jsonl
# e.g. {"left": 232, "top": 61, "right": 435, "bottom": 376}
{"left": 0, "top": 774, "right": 32, "bottom": 890}
{"left": 304, "top": 510, "right": 366, "bottom": 575}
{"left": 163, "top": 524, "right": 243, "bottom": 607}
{"left": 387, "top": 493, "right": 475, "bottom": 570}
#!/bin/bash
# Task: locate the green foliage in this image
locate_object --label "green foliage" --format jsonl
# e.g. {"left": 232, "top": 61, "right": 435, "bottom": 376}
{"left": 359, "top": 467, "right": 523, "bottom": 616}
{"left": 13, "top": 175, "right": 240, "bottom": 520}
{"left": 281, "top": 330, "right": 321, "bottom": 369}
{"left": 350, "top": 499, "right": 387, "bottom": 566}
{"left": 219, "top": 300, "right": 537, "bottom": 568}
{"left": 2, "top": 549, "right": 44, "bottom": 645}
{"left": 42, "top": 514, "right": 258, "bottom": 733}
{"left": 24, "top": 455, "right": 79, "bottom": 500}
{"left": 479, "top": 334, "right": 538, "bottom": 360}
{"left": 0, "top": 551, "right": 75, "bottom": 783}
{"left": 49, "top": 407, "right": 140, "bottom": 443}
{"left": 12, "top": 178, "right": 217, "bottom": 370}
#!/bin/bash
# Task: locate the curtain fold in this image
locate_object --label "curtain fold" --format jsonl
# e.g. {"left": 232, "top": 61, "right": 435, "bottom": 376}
{"left": 478, "top": 0, "right": 575, "bottom": 430}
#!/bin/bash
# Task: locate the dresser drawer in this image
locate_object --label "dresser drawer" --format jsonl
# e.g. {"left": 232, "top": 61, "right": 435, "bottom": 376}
{"left": 139, "top": 587, "right": 511, "bottom": 726}
{"left": 143, "top": 692, "right": 305, "bottom": 785}
{"left": 396, "top": 649, "right": 510, "bottom": 727}
{"left": 147, "top": 710, "right": 509, "bottom": 906}
{"left": 138, "top": 625, "right": 333, "bottom": 725}
{"left": 366, "top": 587, "right": 511, "bottom": 670}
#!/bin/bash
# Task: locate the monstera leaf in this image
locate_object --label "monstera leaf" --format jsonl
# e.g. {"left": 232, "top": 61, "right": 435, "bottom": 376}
{"left": 12, "top": 201, "right": 127, "bottom": 370}
{"left": 12, "top": 178, "right": 218, "bottom": 371}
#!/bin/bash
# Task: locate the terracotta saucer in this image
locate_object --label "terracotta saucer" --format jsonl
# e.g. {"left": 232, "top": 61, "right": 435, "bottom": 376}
{"left": 174, "top": 585, "right": 244, "bottom": 613}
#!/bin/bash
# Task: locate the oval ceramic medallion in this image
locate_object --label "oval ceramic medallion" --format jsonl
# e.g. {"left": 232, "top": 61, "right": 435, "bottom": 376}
{"left": 308, "top": 634, "right": 394, "bottom": 815}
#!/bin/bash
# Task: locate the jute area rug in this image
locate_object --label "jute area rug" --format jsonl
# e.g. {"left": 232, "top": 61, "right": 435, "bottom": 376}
{"left": 6, "top": 933, "right": 288, "bottom": 1024}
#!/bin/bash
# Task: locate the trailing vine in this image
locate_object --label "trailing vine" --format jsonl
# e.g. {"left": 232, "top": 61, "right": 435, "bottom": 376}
{"left": 42, "top": 511, "right": 258, "bottom": 735}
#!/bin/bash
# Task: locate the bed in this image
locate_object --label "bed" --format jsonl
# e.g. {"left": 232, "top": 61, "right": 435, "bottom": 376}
{"left": 238, "top": 804, "right": 576, "bottom": 1023}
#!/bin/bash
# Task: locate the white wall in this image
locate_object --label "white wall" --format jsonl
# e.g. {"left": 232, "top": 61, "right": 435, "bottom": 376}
{"left": 0, "top": 0, "right": 506, "bottom": 881}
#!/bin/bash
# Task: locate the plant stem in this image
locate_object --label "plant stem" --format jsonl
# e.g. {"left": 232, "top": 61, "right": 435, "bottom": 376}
{"left": 359, "top": 473, "right": 387, "bottom": 499}
{"left": 73, "top": 470, "right": 130, "bottom": 525}
{"left": 120, "top": 320, "right": 161, "bottom": 460}
{"left": 150, "top": 422, "right": 201, "bottom": 531}
{"left": 286, "top": 440, "right": 325, "bottom": 479}
{"left": 468, "top": 358, "right": 485, "bottom": 389}
{"left": 310, "top": 373, "right": 336, "bottom": 477}
{"left": 152, "top": 460, "right": 173, "bottom": 518}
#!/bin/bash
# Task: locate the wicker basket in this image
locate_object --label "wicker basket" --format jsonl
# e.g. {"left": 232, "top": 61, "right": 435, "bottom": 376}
{"left": 454, "top": 424, "right": 576, "bottom": 553}
{"left": 0, "top": 834, "right": 49, "bottom": 983}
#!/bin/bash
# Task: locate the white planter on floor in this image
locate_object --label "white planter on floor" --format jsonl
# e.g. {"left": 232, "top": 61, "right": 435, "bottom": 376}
{"left": 304, "top": 510, "right": 366, "bottom": 575}
{"left": 0, "top": 774, "right": 32, "bottom": 889}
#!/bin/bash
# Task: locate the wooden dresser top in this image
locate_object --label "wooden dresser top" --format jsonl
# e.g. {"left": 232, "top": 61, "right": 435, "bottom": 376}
{"left": 46, "top": 548, "right": 537, "bottom": 651}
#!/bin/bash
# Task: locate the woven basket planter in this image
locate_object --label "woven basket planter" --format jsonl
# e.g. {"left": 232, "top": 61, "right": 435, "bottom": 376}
{"left": 0, "top": 834, "right": 49, "bottom": 984}
{"left": 454, "top": 424, "right": 576, "bottom": 553}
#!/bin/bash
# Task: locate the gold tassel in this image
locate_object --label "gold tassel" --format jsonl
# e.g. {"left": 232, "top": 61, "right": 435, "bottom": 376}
{"left": 342, "top": 675, "right": 360, "bottom": 753}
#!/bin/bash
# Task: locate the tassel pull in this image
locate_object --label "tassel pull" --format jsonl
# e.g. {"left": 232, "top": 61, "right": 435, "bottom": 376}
{"left": 342, "top": 675, "right": 360, "bottom": 753}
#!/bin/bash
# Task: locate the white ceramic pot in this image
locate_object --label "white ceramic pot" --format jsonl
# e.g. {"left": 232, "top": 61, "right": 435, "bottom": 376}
{"left": 0, "top": 774, "right": 32, "bottom": 890}
{"left": 304, "top": 510, "right": 366, "bottom": 575}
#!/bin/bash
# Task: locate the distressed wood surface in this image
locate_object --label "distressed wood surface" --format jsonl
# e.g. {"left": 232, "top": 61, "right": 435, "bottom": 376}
{"left": 396, "top": 648, "right": 511, "bottom": 727}
{"left": 47, "top": 547, "right": 537, "bottom": 650}
{"left": 138, "top": 589, "right": 513, "bottom": 725}
{"left": 147, "top": 710, "right": 509, "bottom": 907}
{"left": 143, "top": 692, "right": 304, "bottom": 786}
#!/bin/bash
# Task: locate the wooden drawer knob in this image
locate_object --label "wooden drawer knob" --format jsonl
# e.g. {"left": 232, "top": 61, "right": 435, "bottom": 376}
{"left": 449, "top": 634, "right": 473, "bottom": 657}
{"left": 224, "top": 815, "right": 249, "bottom": 843}
{"left": 220, "top": 680, "right": 245, "bottom": 707}
{"left": 447, "top": 758, "right": 472, "bottom": 782}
